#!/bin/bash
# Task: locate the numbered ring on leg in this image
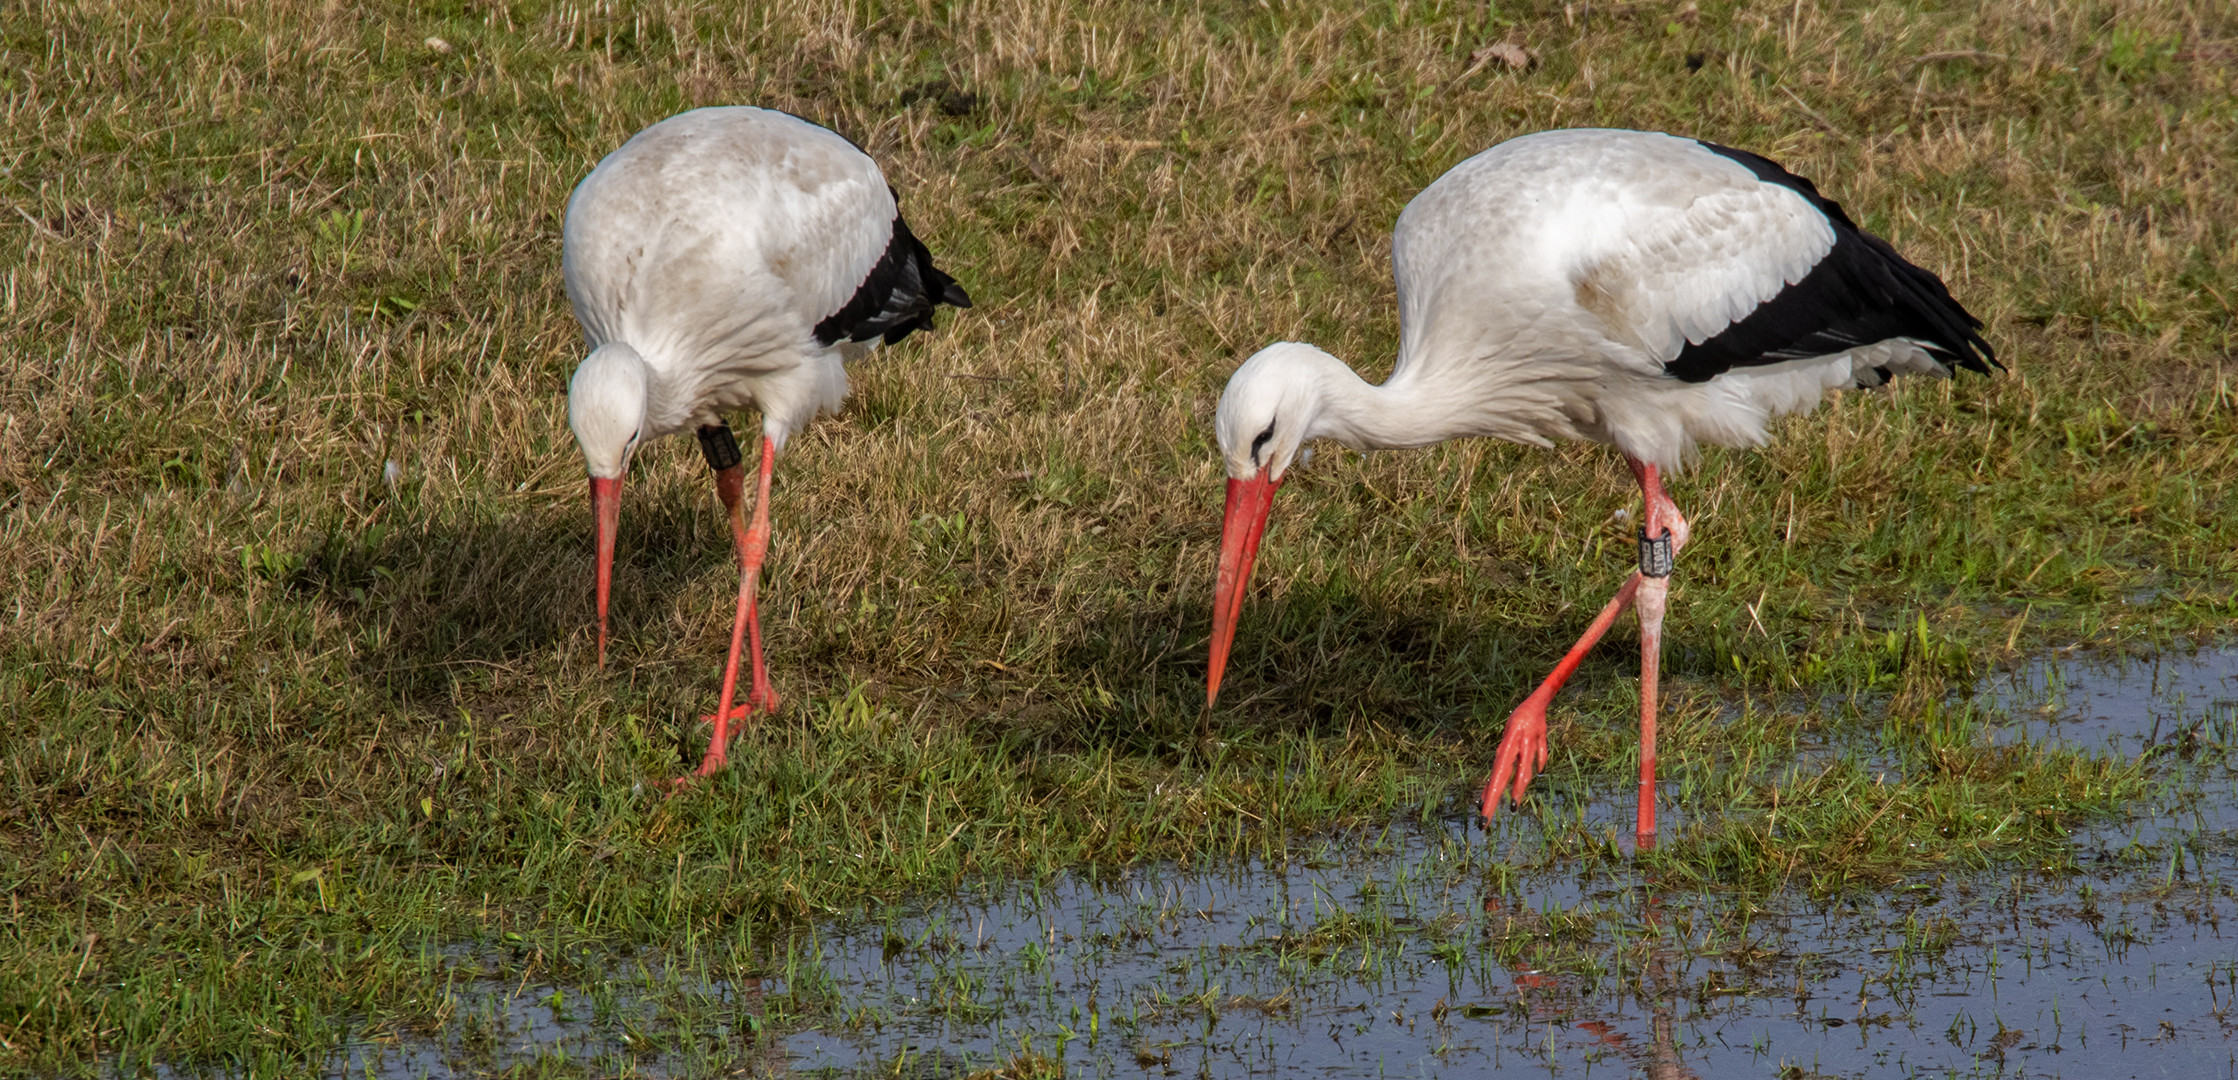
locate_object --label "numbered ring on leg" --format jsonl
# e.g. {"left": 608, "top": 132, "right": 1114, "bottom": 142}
{"left": 1638, "top": 527, "right": 1674, "bottom": 578}
{"left": 696, "top": 424, "right": 743, "bottom": 472}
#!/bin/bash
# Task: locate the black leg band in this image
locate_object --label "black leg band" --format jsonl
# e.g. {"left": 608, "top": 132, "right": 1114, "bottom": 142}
{"left": 1639, "top": 527, "right": 1674, "bottom": 578}
{"left": 697, "top": 425, "right": 742, "bottom": 472}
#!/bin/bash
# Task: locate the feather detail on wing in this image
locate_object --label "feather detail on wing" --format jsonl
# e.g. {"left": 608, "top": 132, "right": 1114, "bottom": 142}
{"left": 1550, "top": 136, "right": 1995, "bottom": 384}
{"left": 1644, "top": 141, "right": 1996, "bottom": 381}
{"left": 562, "top": 107, "right": 893, "bottom": 359}
{"left": 814, "top": 208, "right": 974, "bottom": 347}
{"left": 1561, "top": 157, "right": 1838, "bottom": 371}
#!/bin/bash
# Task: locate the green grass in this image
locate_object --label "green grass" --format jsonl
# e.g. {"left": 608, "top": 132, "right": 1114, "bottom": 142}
{"left": 2, "top": 0, "right": 2235, "bottom": 1073}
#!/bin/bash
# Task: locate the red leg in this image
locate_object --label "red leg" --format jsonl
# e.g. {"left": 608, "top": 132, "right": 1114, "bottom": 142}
{"left": 1481, "top": 574, "right": 1641, "bottom": 818}
{"left": 1629, "top": 460, "right": 1688, "bottom": 843}
{"left": 737, "top": 435, "right": 780, "bottom": 715}
{"left": 1628, "top": 457, "right": 1690, "bottom": 552}
{"left": 1634, "top": 575, "right": 1666, "bottom": 844}
{"left": 684, "top": 435, "right": 780, "bottom": 782}
{"left": 1481, "top": 457, "right": 1688, "bottom": 827}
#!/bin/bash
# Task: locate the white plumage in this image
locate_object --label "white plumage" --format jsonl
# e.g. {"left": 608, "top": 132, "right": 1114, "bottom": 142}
{"left": 565, "top": 107, "right": 931, "bottom": 454}
{"left": 563, "top": 106, "right": 970, "bottom": 781}
{"left": 1203, "top": 128, "right": 1993, "bottom": 841}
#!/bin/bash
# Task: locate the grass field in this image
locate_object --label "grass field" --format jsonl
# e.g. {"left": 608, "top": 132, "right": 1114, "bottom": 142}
{"left": 2, "top": 0, "right": 2235, "bottom": 1073}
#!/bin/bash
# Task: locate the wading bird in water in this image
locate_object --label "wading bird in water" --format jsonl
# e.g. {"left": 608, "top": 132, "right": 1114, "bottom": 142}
{"left": 563, "top": 106, "right": 970, "bottom": 781}
{"left": 1203, "top": 129, "right": 1994, "bottom": 841}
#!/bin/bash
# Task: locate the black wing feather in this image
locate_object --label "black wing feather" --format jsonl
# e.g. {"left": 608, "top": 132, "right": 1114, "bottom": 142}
{"left": 813, "top": 208, "right": 972, "bottom": 348}
{"left": 1662, "top": 141, "right": 1997, "bottom": 384}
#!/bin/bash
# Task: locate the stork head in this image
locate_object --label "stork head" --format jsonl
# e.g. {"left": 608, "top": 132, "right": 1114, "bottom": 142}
{"left": 1206, "top": 342, "right": 1342, "bottom": 709}
{"left": 567, "top": 342, "right": 650, "bottom": 666}
{"left": 1217, "top": 342, "right": 1344, "bottom": 485}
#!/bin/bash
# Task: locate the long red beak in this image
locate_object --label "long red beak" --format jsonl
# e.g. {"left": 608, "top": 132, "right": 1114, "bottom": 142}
{"left": 590, "top": 475, "right": 622, "bottom": 667}
{"left": 1207, "top": 470, "right": 1282, "bottom": 709}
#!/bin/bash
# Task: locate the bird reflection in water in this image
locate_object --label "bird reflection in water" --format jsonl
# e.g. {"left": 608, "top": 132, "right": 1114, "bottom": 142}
{"left": 1484, "top": 879, "right": 1700, "bottom": 1080}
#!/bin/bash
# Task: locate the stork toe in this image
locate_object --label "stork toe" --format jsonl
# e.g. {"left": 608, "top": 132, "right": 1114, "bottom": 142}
{"left": 698, "top": 686, "right": 780, "bottom": 725}
{"left": 1482, "top": 704, "right": 1551, "bottom": 818}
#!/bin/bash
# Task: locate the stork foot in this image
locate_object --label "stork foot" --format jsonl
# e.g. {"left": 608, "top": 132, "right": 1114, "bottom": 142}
{"left": 1481, "top": 697, "right": 1551, "bottom": 818}
{"left": 666, "top": 749, "right": 731, "bottom": 790}
{"left": 670, "top": 691, "right": 778, "bottom": 791}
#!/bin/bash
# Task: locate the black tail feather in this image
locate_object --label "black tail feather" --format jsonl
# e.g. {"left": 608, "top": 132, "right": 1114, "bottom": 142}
{"left": 814, "top": 211, "right": 972, "bottom": 348}
{"left": 1668, "top": 141, "right": 1997, "bottom": 383}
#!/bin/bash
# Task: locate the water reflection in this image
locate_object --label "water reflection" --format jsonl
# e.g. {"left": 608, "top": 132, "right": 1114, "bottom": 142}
{"left": 1980, "top": 645, "right": 2238, "bottom": 755}
{"left": 1490, "top": 888, "right": 1700, "bottom": 1080}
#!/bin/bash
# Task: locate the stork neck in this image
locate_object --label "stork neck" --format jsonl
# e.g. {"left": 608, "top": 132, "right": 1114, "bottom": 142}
{"left": 1307, "top": 357, "right": 1473, "bottom": 452}
{"left": 599, "top": 342, "right": 694, "bottom": 440}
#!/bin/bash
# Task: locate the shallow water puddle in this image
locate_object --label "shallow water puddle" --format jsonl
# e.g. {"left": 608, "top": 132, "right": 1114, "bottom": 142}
{"left": 784, "top": 648, "right": 2238, "bottom": 1079}
{"left": 319, "top": 648, "right": 2238, "bottom": 1078}
{"left": 1979, "top": 646, "right": 2238, "bottom": 756}
{"left": 783, "top": 827, "right": 2238, "bottom": 1078}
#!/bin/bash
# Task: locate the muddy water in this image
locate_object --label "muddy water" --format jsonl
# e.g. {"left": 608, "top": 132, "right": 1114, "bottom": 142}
{"left": 784, "top": 647, "right": 2238, "bottom": 1079}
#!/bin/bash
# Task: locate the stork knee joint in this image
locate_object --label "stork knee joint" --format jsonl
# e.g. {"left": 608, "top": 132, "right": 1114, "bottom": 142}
{"left": 1639, "top": 528, "right": 1674, "bottom": 578}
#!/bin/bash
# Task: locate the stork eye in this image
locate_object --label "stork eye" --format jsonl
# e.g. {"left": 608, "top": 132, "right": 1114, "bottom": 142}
{"left": 1248, "top": 418, "right": 1276, "bottom": 466}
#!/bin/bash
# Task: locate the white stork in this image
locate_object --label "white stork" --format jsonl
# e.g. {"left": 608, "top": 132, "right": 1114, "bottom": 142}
{"left": 1202, "top": 129, "right": 1995, "bottom": 841}
{"left": 563, "top": 106, "right": 971, "bottom": 781}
